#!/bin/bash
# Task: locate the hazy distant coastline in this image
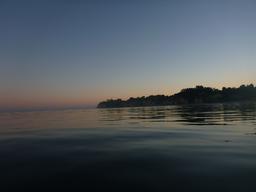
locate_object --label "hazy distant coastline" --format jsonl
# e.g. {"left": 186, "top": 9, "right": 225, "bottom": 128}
{"left": 98, "top": 84, "right": 256, "bottom": 108}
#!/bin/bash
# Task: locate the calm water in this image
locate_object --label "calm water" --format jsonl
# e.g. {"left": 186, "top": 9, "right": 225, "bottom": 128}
{"left": 0, "top": 103, "right": 256, "bottom": 191}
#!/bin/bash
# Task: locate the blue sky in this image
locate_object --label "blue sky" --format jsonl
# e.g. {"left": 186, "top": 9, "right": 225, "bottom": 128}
{"left": 0, "top": 0, "right": 255, "bottom": 110}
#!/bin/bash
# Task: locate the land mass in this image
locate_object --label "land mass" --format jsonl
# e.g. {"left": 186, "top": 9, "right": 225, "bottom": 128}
{"left": 97, "top": 84, "right": 256, "bottom": 108}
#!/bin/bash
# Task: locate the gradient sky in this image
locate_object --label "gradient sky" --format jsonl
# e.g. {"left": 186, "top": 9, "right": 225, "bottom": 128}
{"left": 0, "top": 0, "right": 255, "bottom": 110}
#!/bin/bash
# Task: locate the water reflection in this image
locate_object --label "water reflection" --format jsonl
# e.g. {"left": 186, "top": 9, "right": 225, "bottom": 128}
{"left": 0, "top": 103, "right": 255, "bottom": 133}
{"left": 99, "top": 103, "right": 256, "bottom": 126}
{"left": 0, "top": 103, "right": 256, "bottom": 192}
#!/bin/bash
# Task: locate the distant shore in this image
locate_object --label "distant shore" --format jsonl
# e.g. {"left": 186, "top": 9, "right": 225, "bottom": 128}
{"left": 98, "top": 84, "right": 256, "bottom": 108}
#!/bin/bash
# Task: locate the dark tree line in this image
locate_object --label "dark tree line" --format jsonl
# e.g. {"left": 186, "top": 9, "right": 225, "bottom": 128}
{"left": 97, "top": 84, "right": 256, "bottom": 108}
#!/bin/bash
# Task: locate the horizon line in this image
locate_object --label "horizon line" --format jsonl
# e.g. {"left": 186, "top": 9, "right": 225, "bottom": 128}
{"left": 1, "top": 83, "right": 255, "bottom": 113}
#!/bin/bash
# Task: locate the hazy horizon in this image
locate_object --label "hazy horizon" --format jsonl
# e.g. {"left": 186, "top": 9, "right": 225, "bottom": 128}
{"left": 1, "top": 83, "right": 255, "bottom": 112}
{"left": 1, "top": 2, "right": 256, "bottom": 190}
{"left": 1, "top": 0, "right": 255, "bottom": 111}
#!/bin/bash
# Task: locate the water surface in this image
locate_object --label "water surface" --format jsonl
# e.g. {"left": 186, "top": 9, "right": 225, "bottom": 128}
{"left": 0, "top": 103, "right": 256, "bottom": 191}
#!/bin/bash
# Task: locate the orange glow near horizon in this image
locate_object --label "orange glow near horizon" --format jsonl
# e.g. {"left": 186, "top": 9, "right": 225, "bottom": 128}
{"left": 1, "top": 0, "right": 256, "bottom": 111}
{"left": 1, "top": 80, "right": 255, "bottom": 110}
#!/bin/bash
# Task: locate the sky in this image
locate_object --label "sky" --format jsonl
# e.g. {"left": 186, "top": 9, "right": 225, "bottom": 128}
{"left": 0, "top": 0, "right": 255, "bottom": 110}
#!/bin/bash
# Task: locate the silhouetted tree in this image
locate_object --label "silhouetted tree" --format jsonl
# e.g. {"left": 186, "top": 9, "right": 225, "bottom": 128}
{"left": 97, "top": 84, "right": 256, "bottom": 108}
